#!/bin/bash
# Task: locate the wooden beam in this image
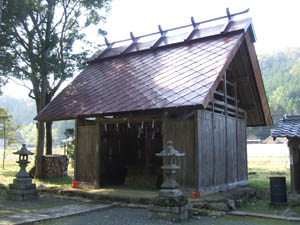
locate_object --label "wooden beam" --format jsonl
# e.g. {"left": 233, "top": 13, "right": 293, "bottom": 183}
{"left": 213, "top": 99, "right": 245, "bottom": 113}
{"left": 215, "top": 90, "right": 240, "bottom": 102}
{"left": 99, "top": 115, "right": 163, "bottom": 124}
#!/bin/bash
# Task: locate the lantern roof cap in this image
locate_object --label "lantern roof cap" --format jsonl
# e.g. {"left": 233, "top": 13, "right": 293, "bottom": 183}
{"left": 14, "top": 144, "right": 34, "bottom": 155}
{"left": 156, "top": 141, "right": 185, "bottom": 157}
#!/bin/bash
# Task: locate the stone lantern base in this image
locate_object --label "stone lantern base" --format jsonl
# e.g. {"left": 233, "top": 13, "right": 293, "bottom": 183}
{"left": 7, "top": 177, "right": 38, "bottom": 200}
{"left": 149, "top": 194, "right": 190, "bottom": 222}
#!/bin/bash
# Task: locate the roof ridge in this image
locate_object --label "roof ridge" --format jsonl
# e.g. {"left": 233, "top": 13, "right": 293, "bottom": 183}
{"left": 89, "top": 9, "right": 253, "bottom": 62}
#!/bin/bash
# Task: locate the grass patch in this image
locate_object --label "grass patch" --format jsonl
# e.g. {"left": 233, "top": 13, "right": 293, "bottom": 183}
{"left": 244, "top": 155, "right": 299, "bottom": 217}
{"left": 0, "top": 147, "right": 74, "bottom": 188}
{"left": 248, "top": 156, "right": 290, "bottom": 192}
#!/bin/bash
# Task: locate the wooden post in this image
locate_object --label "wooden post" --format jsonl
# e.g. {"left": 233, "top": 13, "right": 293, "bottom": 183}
{"left": 162, "top": 112, "right": 168, "bottom": 149}
{"left": 94, "top": 118, "right": 101, "bottom": 188}
{"left": 211, "top": 98, "right": 215, "bottom": 186}
{"left": 294, "top": 142, "right": 300, "bottom": 193}
{"left": 74, "top": 119, "right": 78, "bottom": 181}
{"left": 288, "top": 138, "right": 295, "bottom": 193}
{"left": 234, "top": 81, "right": 238, "bottom": 182}
{"left": 194, "top": 110, "right": 199, "bottom": 192}
{"left": 289, "top": 138, "right": 300, "bottom": 193}
{"left": 223, "top": 73, "right": 228, "bottom": 184}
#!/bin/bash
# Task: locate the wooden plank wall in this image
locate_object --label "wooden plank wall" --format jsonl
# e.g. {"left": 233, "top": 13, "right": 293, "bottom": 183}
{"left": 237, "top": 119, "right": 247, "bottom": 182}
{"left": 197, "top": 110, "right": 247, "bottom": 191}
{"left": 75, "top": 125, "right": 97, "bottom": 183}
{"left": 163, "top": 117, "right": 195, "bottom": 187}
{"left": 197, "top": 111, "right": 214, "bottom": 188}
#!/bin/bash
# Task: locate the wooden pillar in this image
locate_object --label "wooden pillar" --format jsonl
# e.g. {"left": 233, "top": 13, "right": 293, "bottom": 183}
{"left": 288, "top": 138, "right": 300, "bottom": 193}
{"left": 288, "top": 138, "right": 295, "bottom": 193}
{"left": 223, "top": 73, "right": 228, "bottom": 184}
{"left": 162, "top": 112, "right": 168, "bottom": 149}
{"left": 94, "top": 118, "right": 102, "bottom": 188}
{"left": 234, "top": 81, "right": 238, "bottom": 182}
{"left": 74, "top": 119, "right": 79, "bottom": 181}
{"left": 211, "top": 99, "right": 215, "bottom": 187}
{"left": 194, "top": 110, "right": 200, "bottom": 192}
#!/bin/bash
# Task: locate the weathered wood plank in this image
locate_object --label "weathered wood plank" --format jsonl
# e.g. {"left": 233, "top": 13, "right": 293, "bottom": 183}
{"left": 237, "top": 119, "right": 247, "bottom": 181}
{"left": 197, "top": 110, "right": 214, "bottom": 189}
{"left": 164, "top": 116, "right": 195, "bottom": 187}
{"left": 76, "top": 125, "right": 97, "bottom": 184}
{"left": 214, "top": 113, "right": 226, "bottom": 186}
{"left": 227, "top": 117, "right": 237, "bottom": 184}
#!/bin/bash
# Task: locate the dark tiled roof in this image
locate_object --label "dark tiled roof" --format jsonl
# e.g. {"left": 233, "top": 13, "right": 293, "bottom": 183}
{"left": 35, "top": 16, "right": 272, "bottom": 124}
{"left": 36, "top": 33, "right": 243, "bottom": 121}
{"left": 272, "top": 115, "right": 300, "bottom": 138}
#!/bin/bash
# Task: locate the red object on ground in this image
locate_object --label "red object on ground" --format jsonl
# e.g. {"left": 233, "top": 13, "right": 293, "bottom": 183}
{"left": 192, "top": 192, "right": 200, "bottom": 198}
{"left": 72, "top": 181, "right": 78, "bottom": 188}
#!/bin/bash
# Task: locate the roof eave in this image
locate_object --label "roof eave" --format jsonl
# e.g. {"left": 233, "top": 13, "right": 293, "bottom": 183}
{"left": 244, "top": 29, "right": 273, "bottom": 126}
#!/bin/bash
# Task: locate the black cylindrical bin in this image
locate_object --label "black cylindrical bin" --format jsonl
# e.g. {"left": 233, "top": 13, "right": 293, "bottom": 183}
{"left": 269, "top": 176, "right": 287, "bottom": 204}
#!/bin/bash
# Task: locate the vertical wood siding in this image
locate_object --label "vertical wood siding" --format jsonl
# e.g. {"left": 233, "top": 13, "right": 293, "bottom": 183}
{"left": 163, "top": 118, "right": 195, "bottom": 187}
{"left": 75, "top": 125, "right": 96, "bottom": 183}
{"left": 237, "top": 119, "right": 247, "bottom": 182}
{"left": 197, "top": 110, "right": 247, "bottom": 191}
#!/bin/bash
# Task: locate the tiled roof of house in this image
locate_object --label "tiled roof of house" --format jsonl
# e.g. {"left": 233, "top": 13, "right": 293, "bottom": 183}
{"left": 272, "top": 115, "right": 300, "bottom": 138}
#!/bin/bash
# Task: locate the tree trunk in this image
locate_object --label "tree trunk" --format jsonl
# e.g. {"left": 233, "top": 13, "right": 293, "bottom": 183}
{"left": 35, "top": 121, "right": 45, "bottom": 178}
{"left": 0, "top": 0, "right": 3, "bottom": 23}
{"left": 46, "top": 121, "right": 52, "bottom": 155}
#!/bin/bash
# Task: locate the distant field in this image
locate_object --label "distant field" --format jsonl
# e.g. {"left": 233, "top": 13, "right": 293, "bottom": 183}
{"left": 247, "top": 143, "right": 290, "bottom": 191}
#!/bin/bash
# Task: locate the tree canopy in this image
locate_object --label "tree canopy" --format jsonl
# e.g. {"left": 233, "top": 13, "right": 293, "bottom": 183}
{"left": 0, "top": 0, "right": 111, "bottom": 109}
{"left": 0, "top": 0, "right": 111, "bottom": 177}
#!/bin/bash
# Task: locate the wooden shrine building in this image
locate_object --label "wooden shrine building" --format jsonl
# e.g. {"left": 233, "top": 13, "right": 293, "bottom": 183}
{"left": 272, "top": 115, "right": 300, "bottom": 193}
{"left": 36, "top": 10, "right": 272, "bottom": 192}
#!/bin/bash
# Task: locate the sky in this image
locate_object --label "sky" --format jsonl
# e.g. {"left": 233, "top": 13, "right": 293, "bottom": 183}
{"left": 2, "top": 0, "right": 300, "bottom": 99}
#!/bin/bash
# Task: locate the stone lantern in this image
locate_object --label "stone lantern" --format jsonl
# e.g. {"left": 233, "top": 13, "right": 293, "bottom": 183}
{"left": 149, "top": 141, "right": 190, "bottom": 222}
{"left": 15, "top": 144, "right": 34, "bottom": 178}
{"left": 7, "top": 144, "right": 38, "bottom": 200}
{"left": 156, "top": 141, "right": 185, "bottom": 197}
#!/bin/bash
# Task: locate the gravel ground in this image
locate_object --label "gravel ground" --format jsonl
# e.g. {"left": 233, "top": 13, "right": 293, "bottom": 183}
{"left": 38, "top": 207, "right": 298, "bottom": 225}
{"left": 0, "top": 196, "right": 79, "bottom": 217}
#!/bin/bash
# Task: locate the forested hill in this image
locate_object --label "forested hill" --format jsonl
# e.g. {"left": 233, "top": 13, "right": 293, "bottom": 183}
{"left": 259, "top": 47, "right": 300, "bottom": 122}
{"left": 247, "top": 47, "right": 300, "bottom": 139}
{"left": 0, "top": 95, "right": 36, "bottom": 125}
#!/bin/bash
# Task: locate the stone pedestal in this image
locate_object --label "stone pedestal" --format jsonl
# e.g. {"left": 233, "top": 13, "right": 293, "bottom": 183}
{"left": 7, "top": 177, "right": 38, "bottom": 200}
{"left": 149, "top": 194, "right": 190, "bottom": 222}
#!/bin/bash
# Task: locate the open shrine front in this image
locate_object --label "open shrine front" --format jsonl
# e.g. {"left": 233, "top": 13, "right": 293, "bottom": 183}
{"left": 99, "top": 119, "right": 163, "bottom": 189}
{"left": 83, "top": 119, "right": 162, "bottom": 188}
